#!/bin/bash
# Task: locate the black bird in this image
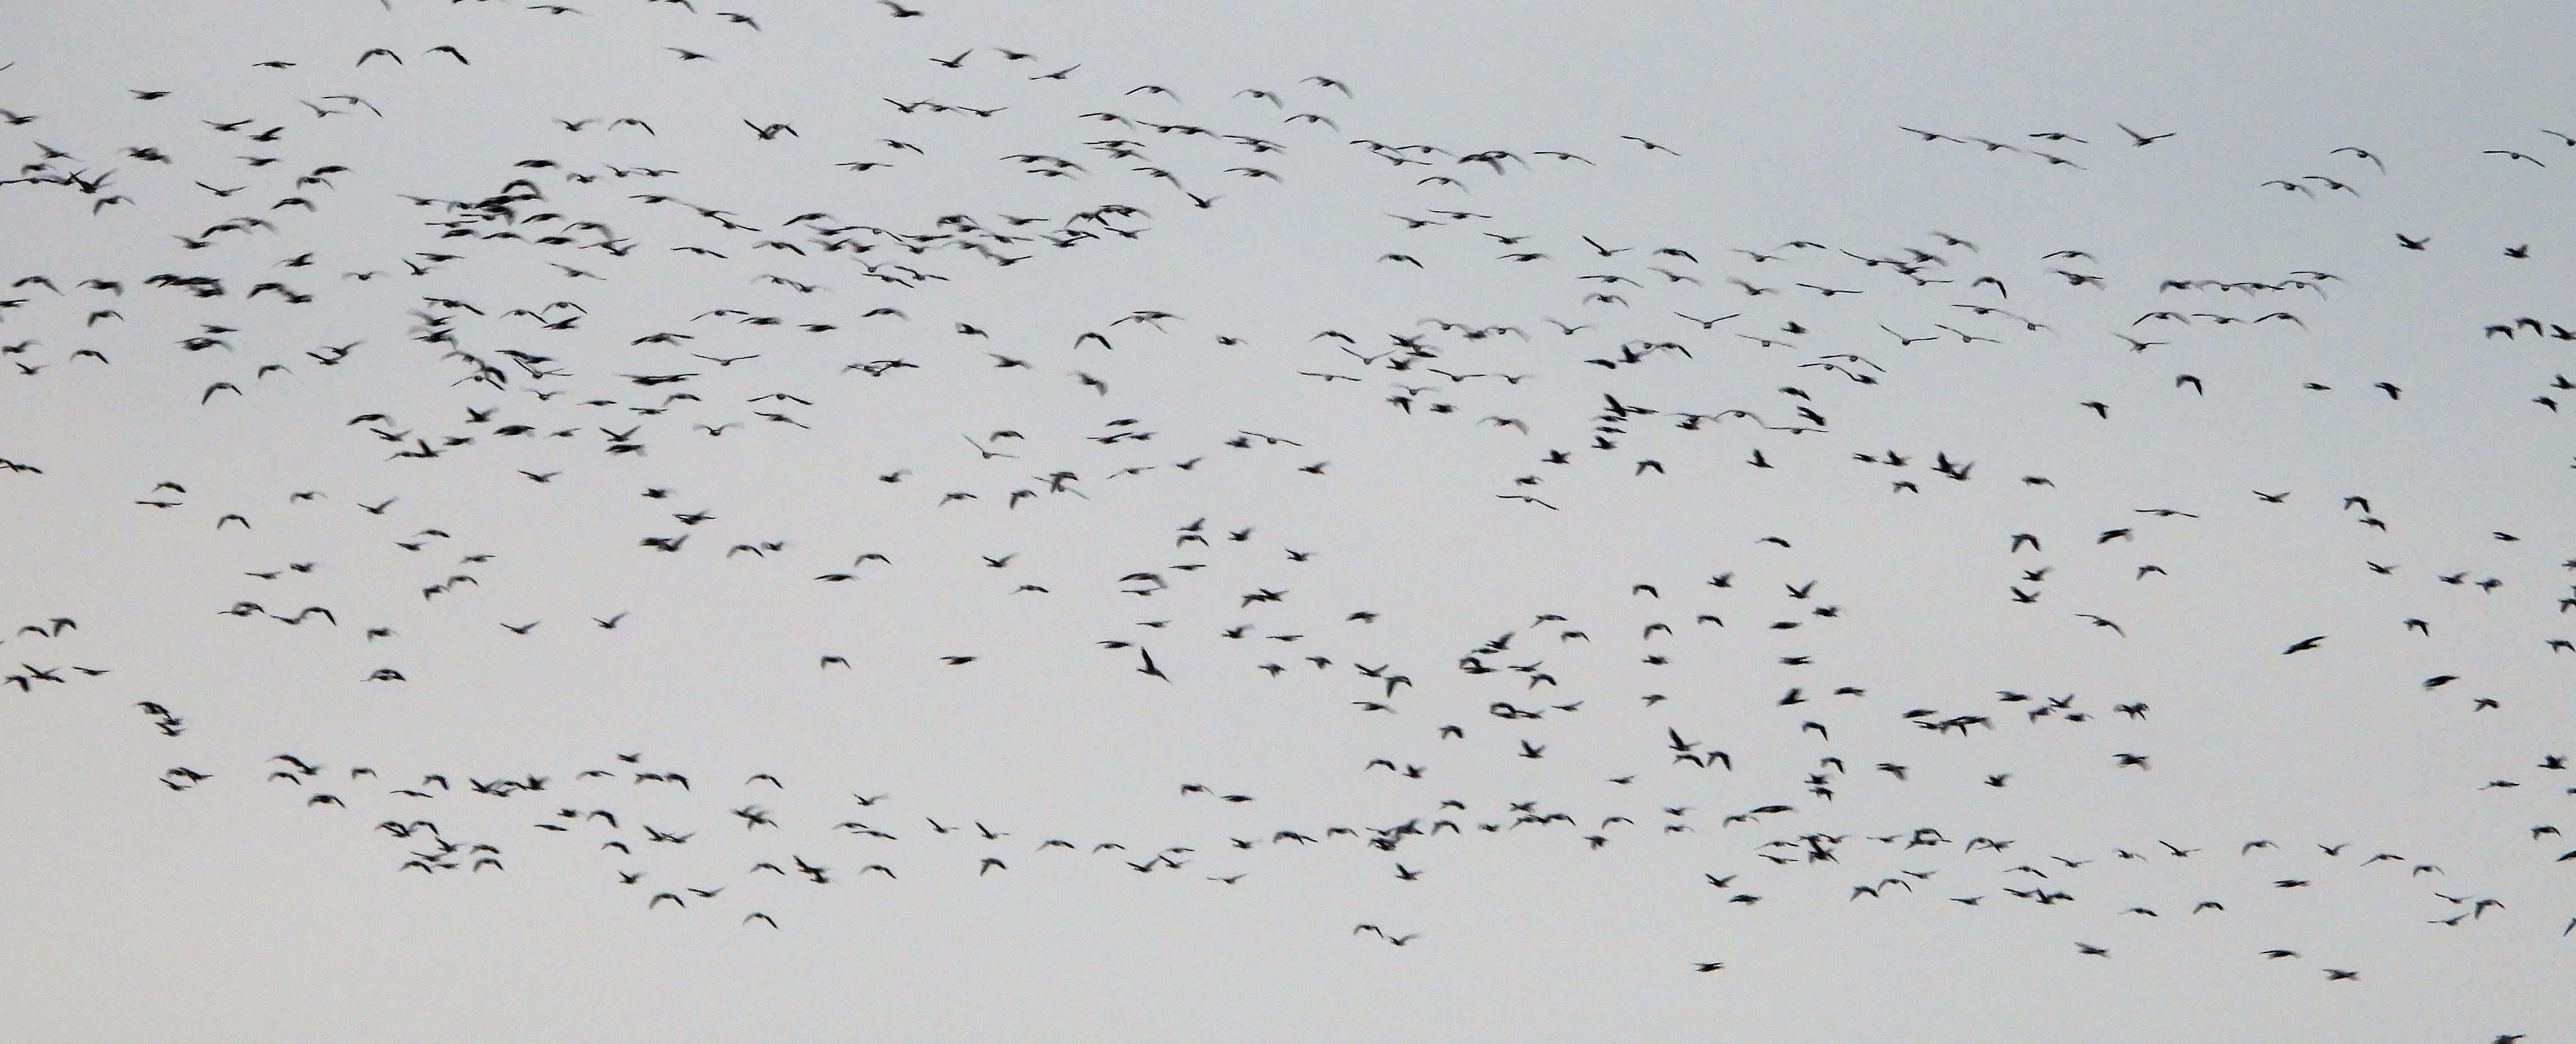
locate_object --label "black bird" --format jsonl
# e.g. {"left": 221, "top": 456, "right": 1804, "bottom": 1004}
{"left": 2115, "top": 123, "right": 2176, "bottom": 146}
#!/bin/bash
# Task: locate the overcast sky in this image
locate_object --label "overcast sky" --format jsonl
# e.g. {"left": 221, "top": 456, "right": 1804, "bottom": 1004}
{"left": 4, "top": 2, "right": 2574, "bottom": 1042}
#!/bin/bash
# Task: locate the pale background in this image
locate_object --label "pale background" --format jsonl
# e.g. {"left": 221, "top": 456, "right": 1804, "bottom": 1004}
{"left": 2, "top": 2, "right": 2571, "bottom": 1041}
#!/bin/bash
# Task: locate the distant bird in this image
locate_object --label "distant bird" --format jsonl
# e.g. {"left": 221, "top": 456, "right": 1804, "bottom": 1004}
{"left": 2115, "top": 123, "right": 2175, "bottom": 145}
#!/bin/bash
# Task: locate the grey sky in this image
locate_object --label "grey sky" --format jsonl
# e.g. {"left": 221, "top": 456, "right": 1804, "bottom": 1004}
{"left": 3, "top": 2, "right": 2573, "bottom": 1042}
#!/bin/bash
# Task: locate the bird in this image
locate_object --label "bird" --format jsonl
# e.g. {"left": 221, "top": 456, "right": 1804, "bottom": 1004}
{"left": 2116, "top": 123, "right": 2176, "bottom": 146}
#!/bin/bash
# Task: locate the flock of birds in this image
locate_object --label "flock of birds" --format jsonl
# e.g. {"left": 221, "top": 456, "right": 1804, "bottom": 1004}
{"left": 2, "top": 3, "right": 2570, "bottom": 1037}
